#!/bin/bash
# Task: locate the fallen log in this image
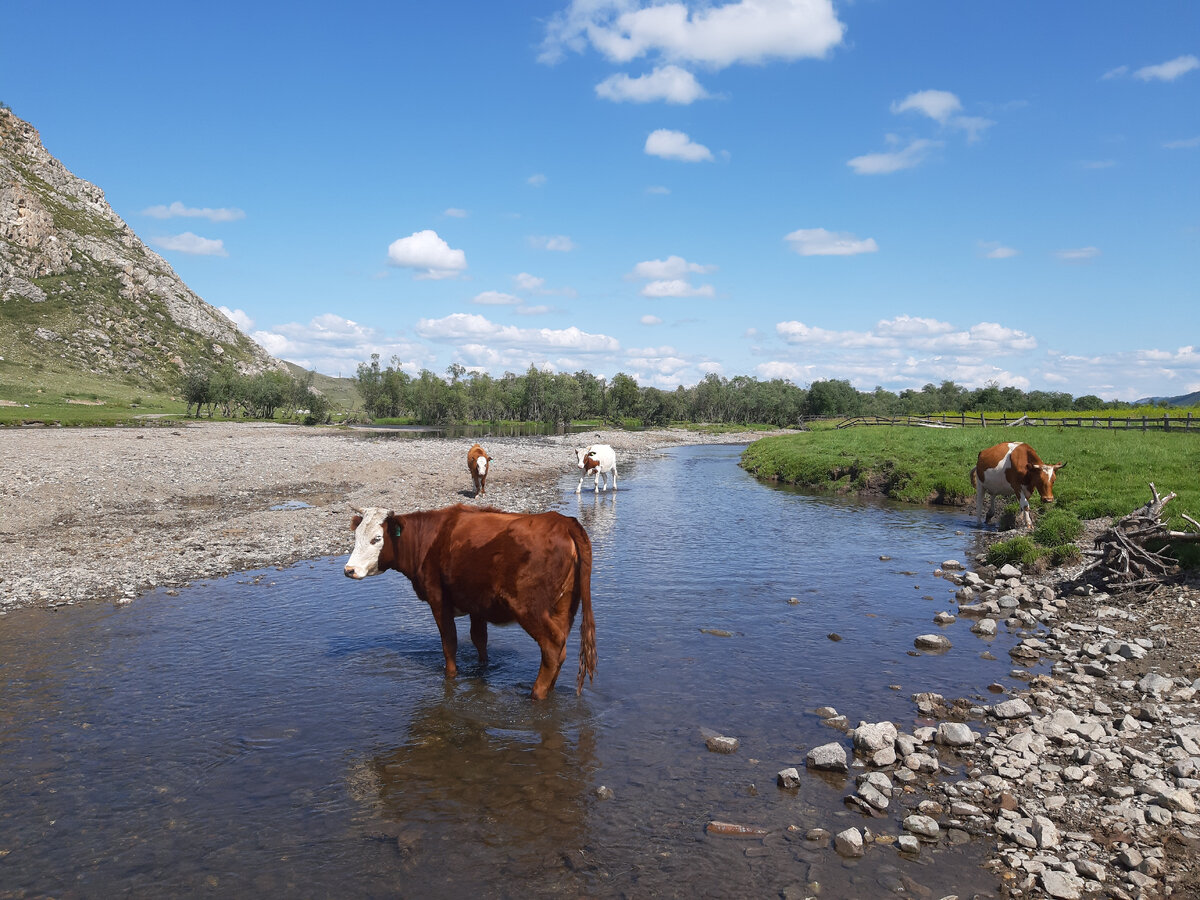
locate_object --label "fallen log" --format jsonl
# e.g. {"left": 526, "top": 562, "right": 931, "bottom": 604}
{"left": 1082, "top": 483, "right": 1200, "bottom": 592}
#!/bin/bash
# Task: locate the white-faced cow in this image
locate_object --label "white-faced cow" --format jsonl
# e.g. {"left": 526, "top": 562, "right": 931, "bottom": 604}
{"left": 971, "top": 441, "right": 1065, "bottom": 530}
{"left": 467, "top": 443, "right": 491, "bottom": 496}
{"left": 344, "top": 504, "right": 596, "bottom": 700}
{"left": 574, "top": 444, "right": 617, "bottom": 494}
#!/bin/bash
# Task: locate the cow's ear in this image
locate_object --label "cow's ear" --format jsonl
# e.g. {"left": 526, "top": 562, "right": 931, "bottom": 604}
{"left": 389, "top": 512, "right": 403, "bottom": 537}
{"left": 1054, "top": 461, "right": 1066, "bottom": 471}
{"left": 351, "top": 515, "right": 363, "bottom": 531}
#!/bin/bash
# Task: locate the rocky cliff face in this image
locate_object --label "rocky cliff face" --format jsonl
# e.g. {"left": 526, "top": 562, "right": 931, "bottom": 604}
{"left": 0, "top": 106, "right": 281, "bottom": 391}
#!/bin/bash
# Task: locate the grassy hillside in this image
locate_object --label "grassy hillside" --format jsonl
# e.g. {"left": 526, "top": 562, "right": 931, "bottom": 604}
{"left": 281, "top": 361, "right": 362, "bottom": 412}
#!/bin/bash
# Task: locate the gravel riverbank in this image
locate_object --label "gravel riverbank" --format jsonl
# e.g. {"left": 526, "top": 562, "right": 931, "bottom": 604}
{"left": 0, "top": 423, "right": 779, "bottom": 612}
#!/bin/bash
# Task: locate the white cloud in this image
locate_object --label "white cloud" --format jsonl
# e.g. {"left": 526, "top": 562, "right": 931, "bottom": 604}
{"left": 641, "top": 315, "right": 663, "bottom": 325}
{"left": 527, "top": 173, "right": 548, "bottom": 187}
{"left": 1164, "top": 136, "right": 1200, "bottom": 149}
{"left": 219, "top": 306, "right": 254, "bottom": 331}
{"left": 646, "top": 185, "right": 671, "bottom": 194}
{"left": 515, "top": 304, "right": 552, "bottom": 315}
{"left": 472, "top": 291, "right": 521, "bottom": 306}
{"left": 847, "top": 138, "right": 940, "bottom": 174}
{"left": 1101, "top": 65, "right": 1129, "bottom": 80}
{"left": 979, "top": 241, "right": 1019, "bottom": 259}
{"left": 1134, "top": 55, "right": 1199, "bottom": 82}
{"left": 775, "top": 315, "right": 1035, "bottom": 355}
{"left": 151, "top": 232, "right": 228, "bottom": 256}
{"left": 640, "top": 279, "right": 716, "bottom": 298}
{"left": 891, "top": 89, "right": 962, "bottom": 123}
{"left": 596, "top": 64, "right": 710, "bottom": 103}
{"left": 528, "top": 234, "right": 577, "bottom": 252}
{"left": 386, "top": 229, "right": 467, "bottom": 279}
{"left": 1055, "top": 246, "right": 1101, "bottom": 261}
{"left": 416, "top": 312, "right": 619, "bottom": 353}
{"left": 785, "top": 227, "right": 878, "bottom": 256}
{"left": 645, "top": 128, "right": 713, "bottom": 162}
{"left": 251, "top": 314, "right": 430, "bottom": 377}
{"left": 952, "top": 115, "right": 995, "bottom": 143}
{"left": 514, "top": 272, "right": 545, "bottom": 291}
{"left": 142, "top": 201, "right": 245, "bottom": 222}
{"left": 444, "top": 207, "right": 468, "bottom": 218}
{"left": 630, "top": 255, "right": 717, "bottom": 279}
{"left": 539, "top": 0, "right": 845, "bottom": 68}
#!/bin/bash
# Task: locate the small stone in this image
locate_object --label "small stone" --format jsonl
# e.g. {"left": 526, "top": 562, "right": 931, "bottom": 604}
{"left": 897, "top": 834, "right": 921, "bottom": 854}
{"left": 1040, "top": 870, "right": 1083, "bottom": 899}
{"left": 990, "top": 698, "right": 1033, "bottom": 719}
{"left": 806, "top": 742, "right": 847, "bottom": 772}
{"left": 935, "top": 722, "right": 976, "bottom": 747}
{"left": 777, "top": 767, "right": 801, "bottom": 789}
{"left": 914, "top": 633, "right": 951, "bottom": 651}
{"left": 595, "top": 785, "right": 615, "bottom": 800}
{"left": 902, "top": 814, "right": 940, "bottom": 840}
{"left": 971, "top": 618, "right": 998, "bottom": 636}
{"left": 705, "top": 735, "right": 740, "bottom": 754}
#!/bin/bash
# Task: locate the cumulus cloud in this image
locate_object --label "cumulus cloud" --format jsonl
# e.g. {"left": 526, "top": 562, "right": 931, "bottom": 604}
{"left": 472, "top": 291, "right": 521, "bottom": 306}
{"left": 219, "top": 306, "right": 254, "bottom": 331}
{"left": 142, "top": 201, "right": 245, "bottom": 222}
{"left": 515, "top": 304, "right": 552, "bottom": 315}
{"left": 630, "top": 255, "right": 717, "bottom": 279}
{"left": 251, "top": 313, "right": 430, "bottom": 376}
{"left": 891, "top": 89, "right": 962, "bottom": 123}
{"left": 416, "top": 312, "right": 619, "bottom": 353}
{"left": 1055, "top": 246, "right": 1101, "bottom": 261}
{"left": 514, "top": 272, "right": 545, "bottom": 291}
{"left": 785, "top": 228, "right": 878, "bottom": 256}
{"left": 386, "top": 229, "right": 467, "bottom": 279}
{"left": 596, "top": 64, "right": 710, "bottom": 103}
{"left": 151, "top": 232, "right": 228, "bottom": 256}
{"left": 645, "top": 128, "right": 714, "bottom": 162}
{"left": 539, "top": 0, "right": 845, "bottom": 68}
{"left": 641, "top": 314, "right": 663, "bottom": 325}
{"left": 847, "top": 138, "right": 940, "bottom": 174}
{"left": 528, "top": 234, "right": 577, "bottom": 252}
{"left": 640, "top": 279, "right": 716, "bottom": 298}
{"left": 775, "top": 315, "right": 1035, "bottom": 355}
{"left": 1101, "top": 65, "right": 1130, "bottom": 80}
{"left": 952, "top": 115, "right": 995, "bottom": 143}
{"left": 444, "top": 207, "right": 468, "bottom": 218}
{"left": 979, "top": 241, "right": 1019, "bottom": 259}
{"left": 1134, "top": 55, "right": 1199, "bottom": 82}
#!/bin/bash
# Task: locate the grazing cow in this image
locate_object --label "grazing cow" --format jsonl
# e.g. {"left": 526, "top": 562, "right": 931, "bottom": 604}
{"left": 467, "top": 443, "right": 491, "bottom": 496}
{"left": 574, "top": 444, "right": 617, "bottom": 494}
{"left": 344, "top": 504, "right": 596, "bottom": 700}
{"left": 971, "top": 442, "right": 1065, "bottom": 530}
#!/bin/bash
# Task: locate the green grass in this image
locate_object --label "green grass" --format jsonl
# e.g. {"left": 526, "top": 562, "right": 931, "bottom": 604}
{"left": 741, "top": 426, "right": 1200, "bottom": 535}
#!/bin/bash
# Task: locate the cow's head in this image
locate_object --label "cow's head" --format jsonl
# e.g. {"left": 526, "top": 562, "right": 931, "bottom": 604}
{"left": 476, "top": 452, "right": 490, "bottom": 477}
{"left": 345, "top": 506, "right": 398, "bottom": 579}
{"left": 573, "top": 447, "right": 590, "bottom": 470}
{"left": 1032, "top": 461, "right": 1066, "bottom": 502}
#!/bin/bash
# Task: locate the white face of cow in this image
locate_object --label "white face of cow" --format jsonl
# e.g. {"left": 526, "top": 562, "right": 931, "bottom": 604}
{"left": 344, "top": 507, "right": 392, "bottom": 579}
{"left": 476, "top": 456, "right": 488, "bottom": 476}
{"left": 574, "top": 447, "right": 588, "bottom": 470}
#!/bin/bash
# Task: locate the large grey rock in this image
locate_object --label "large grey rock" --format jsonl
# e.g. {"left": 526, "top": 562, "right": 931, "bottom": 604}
{"left": 833, "top": 827, "right": 864, "bottom": 857}
{"left": 1040, "top": 870, "right": 1083, "bottom": 899}
{"left": 914, "top": 633, "right": 951, "bottom": 651}
{"left": 990, "top": 698, "right": 1033, "bottom": 719}
{"left": 777, "top": 767, "right": 801, "bottom": 789}
{"left": 1138, "top": 672, "right": 1175, "bottom": 697}
{"left": 936, "top": 722, "right": 976, "bottom": 747}
{"left": 805, "top": 743, "right": 847, "bottom": 772}
{"left": 902, "top": 814, "right": 940, "bottom": 840}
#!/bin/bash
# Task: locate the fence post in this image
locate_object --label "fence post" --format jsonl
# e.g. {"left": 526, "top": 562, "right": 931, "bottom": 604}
{"left": 1142, "top": 415, "right": 1147, "bottom": 432}
{"left": 1164, "top": 413, "right": 1170, "bottom": 432}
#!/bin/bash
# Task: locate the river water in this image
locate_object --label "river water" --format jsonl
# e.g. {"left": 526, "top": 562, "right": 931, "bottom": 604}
{"left": 0, "top": 444, "right": 1015, "bottom": 898}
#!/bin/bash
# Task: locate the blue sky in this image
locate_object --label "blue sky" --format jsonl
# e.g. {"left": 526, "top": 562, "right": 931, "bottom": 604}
{"left": 5, "top": 1, "right": 1198, "bottom": 400}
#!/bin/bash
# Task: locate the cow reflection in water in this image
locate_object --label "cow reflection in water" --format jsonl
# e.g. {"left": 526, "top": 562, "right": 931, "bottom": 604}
{"left": 361, "top": 685, "right": 597, "bottom": 884}
{"left": 573, "top": 491, "right": 617, "bottom": 544}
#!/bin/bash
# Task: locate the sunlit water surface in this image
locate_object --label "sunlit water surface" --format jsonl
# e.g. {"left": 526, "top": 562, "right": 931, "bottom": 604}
{"left": 0, "top": 445, "right": 1019, "bottom": 898}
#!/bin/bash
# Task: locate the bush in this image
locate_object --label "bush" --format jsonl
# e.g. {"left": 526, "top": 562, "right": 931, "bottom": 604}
{"left": 986, "top": 535, "right": 1048, "bottom": 568}
{"left": 1033, "top": 508, "right": 1084, "bottom": 546}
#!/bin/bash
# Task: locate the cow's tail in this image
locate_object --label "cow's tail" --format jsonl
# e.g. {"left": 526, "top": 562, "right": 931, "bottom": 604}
{"left": 571, "top": 522, "right": 597, "bottom": 695}
{"left": 969, "top": 466, "right": 978, "bottom": 490}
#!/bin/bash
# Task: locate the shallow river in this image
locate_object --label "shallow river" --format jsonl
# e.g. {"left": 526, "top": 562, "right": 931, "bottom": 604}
{"left": 0, "top": 444, "right": 1019, "bottom": 898}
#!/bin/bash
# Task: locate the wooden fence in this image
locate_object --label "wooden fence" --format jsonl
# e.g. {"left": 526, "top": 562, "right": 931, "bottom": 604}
{"left": 836, "top": 412, "right": 1198, "bottom": 432}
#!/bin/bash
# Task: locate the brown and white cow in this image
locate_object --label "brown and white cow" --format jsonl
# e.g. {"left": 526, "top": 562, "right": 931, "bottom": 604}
{"left": 971, "top": 442, "right": 1065, "bottom": 530}
{"left": 574, "top": 444, "right": 617, "bottom": 494}
{"left": 344, "top": 504, "right": 596, "bottom": 700}
{"left": 467, "top": 443, "right": 491, "bottom": 496}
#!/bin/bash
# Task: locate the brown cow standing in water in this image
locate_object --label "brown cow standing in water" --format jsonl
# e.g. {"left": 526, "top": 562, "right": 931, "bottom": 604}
{"left": 972, "top": 441, "right": 1065, "bottom": 530}
{"left": 467, "top": 443, "right": 491, "bottom": 496}
{"left": 344, "top": 504, "right": 596, "bottom": 700}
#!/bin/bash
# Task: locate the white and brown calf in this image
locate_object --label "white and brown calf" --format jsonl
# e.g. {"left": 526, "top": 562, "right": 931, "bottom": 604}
{"left": 573, "top": 444, "right": 617, "bottom": 494}
{"left": 971, "top": 441, "right": 1065, "bottom": 530}
{"left": 467, "top": 443, "right": 491, "bottom": 496}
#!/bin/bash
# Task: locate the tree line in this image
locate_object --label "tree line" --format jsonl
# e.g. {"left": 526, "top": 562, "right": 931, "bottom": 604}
{"left": 353, "top": 354, "right": 1136, "bottom": 427}
{"left": 180, "top": 360, "right": 331, "bottom": 423}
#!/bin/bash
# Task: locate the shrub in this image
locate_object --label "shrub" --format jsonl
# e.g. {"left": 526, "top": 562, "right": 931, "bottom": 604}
{"left": 986, "top": 535, "right": 1048, "bottom": 568}
{"left": 1033, "top": 508, "right": 1084, "bottom": 546}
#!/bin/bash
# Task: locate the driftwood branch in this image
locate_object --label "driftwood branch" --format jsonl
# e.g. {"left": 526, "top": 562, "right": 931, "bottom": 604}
{"left": 1081, "top": 483, "right": 1199, "bottom": 593}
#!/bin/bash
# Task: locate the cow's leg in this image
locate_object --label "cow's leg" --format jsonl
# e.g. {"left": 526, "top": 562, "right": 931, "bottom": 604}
{"left": 593, "top": 471, "right": 601, "bottom": 493}
{"left": 434, "top": 606, "right": 459, "bottom": 678}
{"left": 1018, "top": 490, "right": 1032, "bottom": 530}
{"left": 611, "top": 465, "right": 617, "bottom": 491}
{"left": 975, "top": 480, "right": 986, "bottom": 525}
{"left": 526, "top": 615, "right": 569, "bottom": 701}
{"left": 469, "top": 614, "right": 488, "bottom": 664}
{"left": 575, "top": 474, "right": 583, "bottom": 494}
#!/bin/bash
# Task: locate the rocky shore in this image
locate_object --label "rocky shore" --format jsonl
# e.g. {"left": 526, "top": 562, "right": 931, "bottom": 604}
{"left": 792, "top": 547, "right": 1200, "bottom": 899}
{"left": 0, "top": 422, "right": 775, "bottom": 612}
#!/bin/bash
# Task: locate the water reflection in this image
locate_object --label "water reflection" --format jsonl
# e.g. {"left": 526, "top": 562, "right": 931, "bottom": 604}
{"left": 572, "top": 490, "right": 618, "bottom": 543}
{"left": 358, "top": 681, "right": 598, "bottom": 894}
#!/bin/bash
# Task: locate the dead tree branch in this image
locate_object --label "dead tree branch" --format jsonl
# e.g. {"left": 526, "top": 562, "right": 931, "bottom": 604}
{"left": 1082, "top": 483, "right": 1199, "bottom": 593}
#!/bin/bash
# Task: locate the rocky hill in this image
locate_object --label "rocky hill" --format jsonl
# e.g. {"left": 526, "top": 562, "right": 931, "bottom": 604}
{"left": 0, "top": 106, "right": 281, "bottom": 397}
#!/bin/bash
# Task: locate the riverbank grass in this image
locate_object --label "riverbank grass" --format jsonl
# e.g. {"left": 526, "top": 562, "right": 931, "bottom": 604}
{"left": 741, "top": 426, "right": 1200, "bottom": 535}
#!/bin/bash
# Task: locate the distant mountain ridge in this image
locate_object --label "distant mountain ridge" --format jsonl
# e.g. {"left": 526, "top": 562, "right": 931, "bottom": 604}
{"left": 0, "top": 106, "right": 282, "bottom": 395}
{"left": 1134, "top": 391, "right": 1200, "bottom": 408}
